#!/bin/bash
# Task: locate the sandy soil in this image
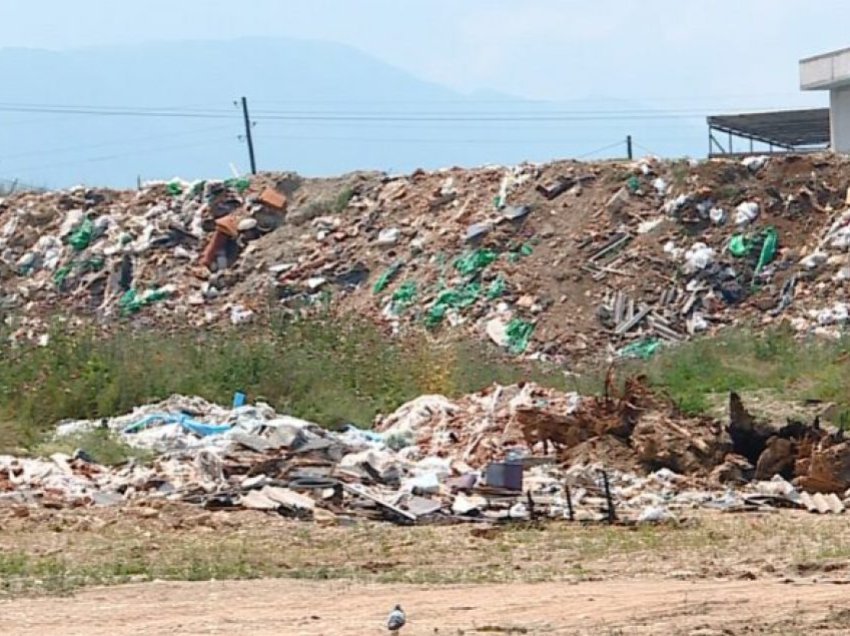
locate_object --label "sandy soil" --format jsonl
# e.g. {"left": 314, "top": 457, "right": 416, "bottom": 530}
{"left": 2, "top": 576, "right": 850, "bottom": 635}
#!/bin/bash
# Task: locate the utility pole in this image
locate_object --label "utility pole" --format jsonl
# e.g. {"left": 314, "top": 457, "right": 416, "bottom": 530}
{"left": 241, "top": 96, "right": 257, "bottom": 175}
{"left": 626, "top": 135, "right": 633, "bottom": 160}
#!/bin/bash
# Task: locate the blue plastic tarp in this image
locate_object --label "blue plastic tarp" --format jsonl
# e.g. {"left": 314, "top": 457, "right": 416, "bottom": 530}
{"left": 122, "top": 413, "right": 232, "bottom": 437}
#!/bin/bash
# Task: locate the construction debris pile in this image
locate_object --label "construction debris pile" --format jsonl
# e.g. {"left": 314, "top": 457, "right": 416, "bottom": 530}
{"left": 1, "top": 378, "right": 848, "bottom": 523}
{"left": 5, "top": 154, "right": 850, "bottom": 358}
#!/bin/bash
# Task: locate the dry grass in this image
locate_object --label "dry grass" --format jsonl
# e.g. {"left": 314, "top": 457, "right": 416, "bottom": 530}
{"left": 1, "top": 504, "right": 848, "bottom": 598}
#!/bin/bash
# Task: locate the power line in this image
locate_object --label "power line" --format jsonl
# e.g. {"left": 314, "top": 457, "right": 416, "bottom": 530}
{"left": 0, "top": 105, "right": 237, "bottom": 120}
{"left": 0, "top": 101, "right": 804, "bottom": 123}
{"left": 0, "top": 125, "right": 234, "bottom": 161}
{"left": 575, "top": 140, "right": 627, "bottom": 159}
{"left": 0, "top": 136, "right": 237, "bottom": 177}
{"left": 251, "top": 91, "right": 811, "bottom": 105}
{"left": 261, "top": 133, "right": 693, "bottom": 145}
{"left": 633, "top": 141, "right": 663, "bottom": 157}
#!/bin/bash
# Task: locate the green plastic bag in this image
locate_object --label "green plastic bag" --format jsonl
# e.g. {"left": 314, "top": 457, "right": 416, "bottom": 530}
{"left": 454, "top": 249, "right": 497, "bottom": 278}
{"left": 166, "top": 181, "right": 183, "bottom": 196}
{"left": 119, "top": 289, "right": 142, "bottom": 315}
{"left": 618, "top": 338, "right": 662, "bottom": 360}
{"left": 424, "top": 304, "right": 448, "bottom": 328}
{"left": 754, "top": 226, "right": 778, "bottom": 275}
{"left": 67, "top": 218, "right": 94, "bottom": 252}
{"left": 373, "top": 262, "right": 402, "bottom": 294}
{"left": 189, "top": 180, "right": 206, "bottom": 198}
{"left": 391, "top": 281, "right": 417, "bottom": 313}
{"left": 487, "top": 275, "right": 506, "bottom": 299}
{"left": 224, "top": 177, "right": 251, "bottom": 194}
{"left": 392, "top": 281, "right": 417, "bottom": 304}
{"left": 627, "top": 176, "right": 640, "bottom": 193}
{"left": 425, "top": 281, "right": 482, "bottom": 328}
{"left": 505, "top": 319, "right": 534, "bottom": 354}
{"left": 728, "top": 235, "right": 752, "bottom": 257}
{"left": 119, "top": 287, "right": 171, "bottom": 316}
{"left": 80, "top": 256, "right": 105, "bottom": 272}
{"left": 53, "top": 265, "right": 72, "bottom": 287}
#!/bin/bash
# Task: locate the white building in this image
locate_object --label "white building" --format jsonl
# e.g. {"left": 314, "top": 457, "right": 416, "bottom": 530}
{"left": 801, "top": 47, "right": 850, "bottom": 153}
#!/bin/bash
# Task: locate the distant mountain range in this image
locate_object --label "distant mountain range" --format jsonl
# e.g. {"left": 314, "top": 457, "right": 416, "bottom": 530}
{"left": 0, "top": 37, "right": 704, "bottom": 188}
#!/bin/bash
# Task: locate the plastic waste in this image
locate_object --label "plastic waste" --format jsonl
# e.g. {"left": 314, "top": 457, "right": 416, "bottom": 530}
{"left": 123, "top": 412, "right": 231, "bottom": 437}
{"left": 377, "top": 228, "right": 400, "bottom": 246}
{"left": 487, "top": 275, "right": 506, "bottom": 299}
{"left": 664, "top": 194, "right": 690, "bottom": 216}
{"left": 67, "top": 218, "right": 94, "bottom": 252}
{"left": 728, "top": 235, "right": 752, "bottom": 257}
{"left": 709, "top": 207, "right": 727, "bottom": 225}
{"left": 372, "top": 262, "right": 403, "bottom": 294}
{"left": 618, "top": 339, "right": 662, "bottom": 359}
{"left": 230, "top": 305, "right": 254, "bottom": 325}
{"left": 683, "top": 242, "right": 715, "bottom": 274}
{"left": 223, "top": 177, "right": 250, "bottom": 194}
{"left": 637, "top": 218, "right": 664, "bottom": 234}
{"left": 637, "top": 505, "right": 675, "bottom": 524}
{"left": 754, "top": 226, "right": 778, "bottom": 275}
{"left": 454, "top": 249, "right": 497, "bottom": 278}
{"left": 505, "top": 318, "right": 534, "bottom": 354}
{"left": 801, "top": 251, "right": 828, "bottom": 270}
{"left": 735, "top": 201, "right": 759, "bottom": 226}
{"left": 626, "top": 175, "right": 640, "bottom": 193}
{"left": 391, "top": 281, "right": 417, "bottom": 312}
{"left": 741, "top": 155, "right": 768, "bottom": 172}
{"left": 815, "top": 302, "right": 850, "bottom": 326}
{"left": 119, "top": 287, "right": 172, "bottom": 316}
{"left": 425, "top": 282, "right": 481, "bottom": 327}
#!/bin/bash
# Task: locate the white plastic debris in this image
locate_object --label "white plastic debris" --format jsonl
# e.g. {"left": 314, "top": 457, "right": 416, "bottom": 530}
{"left": 663, "top": 240, "right": 684, "bottom": 260}
{"left": 637, "top": 218, "right": 664, "bottom": 234}
{"left": 735, "top": 201, "right": 760, "bottom": 226}
{"left": 708, "top": 207, "right": 727, "bottom": 225}
{"left": 229, "top": 304, "right": 254, "bottom": 325}
{"left": 664, "top": 194, "right": 690, "bottom": 216}
{"left": 377, "top": 228, "right": 400, "bottom": 246}
{"left": 683, "top": 242, "right": 715, "bottom": 274}
{"left": 652, "top": 178, "right": 667, "bottom": 196}
{"left": 812, "top": 302, "right": 850, "bottom": 326}
{"left": 741, "top": 155, "right": 768, "bottom": 172}
{"left": 637, "top": 505, "right": 675, "bottom": 524}
{"left": 801, "top": 250, "right": 828, "bottom": 270}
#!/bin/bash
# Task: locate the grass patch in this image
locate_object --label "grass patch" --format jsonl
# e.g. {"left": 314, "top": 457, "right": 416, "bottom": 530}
{"left": 0, "top": 316, "right": 567, "bottom": 452}
{"left": 0, "top": 508, "right": 847, "bottom": 598}
{"left": 643, "top": 327, "right": 850, "bottom": 418}
{"left": 333, "top": 186, "right": 354, "bottom": 213}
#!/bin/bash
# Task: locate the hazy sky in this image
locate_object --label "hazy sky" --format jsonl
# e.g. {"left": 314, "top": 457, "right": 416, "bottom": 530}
{"left": 4, "top": 0, "right": 850, "bottom": 186}
{"left": 4, "top": 0, "right": 850, "bottom": 108}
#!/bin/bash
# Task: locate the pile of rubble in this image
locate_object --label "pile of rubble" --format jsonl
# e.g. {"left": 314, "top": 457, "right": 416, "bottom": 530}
{"left": 2, "top": 377, "right": 849, "bottom": 523}
{"left": 5, "top": 154, "right": 850, "bottom": 359}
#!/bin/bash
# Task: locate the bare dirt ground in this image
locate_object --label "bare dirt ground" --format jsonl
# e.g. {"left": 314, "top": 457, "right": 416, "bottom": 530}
{"left": 3, "top": 576, "right": 850, "bottom": 635}
{"left": 3, "top": 506, "right": 850, "bottom": 634}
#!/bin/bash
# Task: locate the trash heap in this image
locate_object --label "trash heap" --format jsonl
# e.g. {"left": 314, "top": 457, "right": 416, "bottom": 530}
{"left": 2, "top": 378, "right": 849, "bottom": 523}
{"left": 5, "top": 153, "right": 850, "bottom": 359}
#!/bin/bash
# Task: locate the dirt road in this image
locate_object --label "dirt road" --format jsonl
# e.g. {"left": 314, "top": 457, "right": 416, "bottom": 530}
{"left": 2, "top": 576, "right": 849, "bottom": 635}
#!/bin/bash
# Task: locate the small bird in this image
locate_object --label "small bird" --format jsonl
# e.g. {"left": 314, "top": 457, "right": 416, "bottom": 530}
{"left": 387, "top": 604, "right": 406, "bottom": 632}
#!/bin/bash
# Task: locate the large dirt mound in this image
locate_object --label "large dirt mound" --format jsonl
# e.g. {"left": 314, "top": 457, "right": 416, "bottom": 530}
{"left": 3, "top": 153, "right": 850, "bottom": 360}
